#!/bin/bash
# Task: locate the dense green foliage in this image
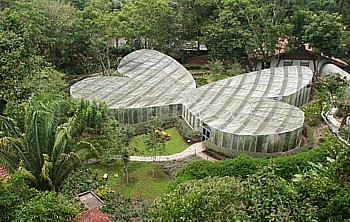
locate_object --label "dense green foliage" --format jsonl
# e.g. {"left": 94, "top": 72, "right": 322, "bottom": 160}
{"left": 171, "top": 133, "right": 335, "bottom": 190}
{"left": 0, "top": 173, "right": 79, "bottom": 222}
{"left": 0, "top": 98, "right": 81, "bottom": 190}
{"left": 60, "top": 165, "right": 106, "bottom": 198}
{"left": 148, "top": 165, "right": 318, "bottom": 221}
{"left": 99, "top": 189, "right": 148, "bottom": 221}
{"left": 76, "top": 98, "right": 110, "bottom": 134}
{"left": 14, "top": 190, "right": 79, "bottom": 222}
{"left": 303, "top": 100, "right": 324, "bottom": 126}
{"left": 1, "top": 0, "right": 349, "bottom": 83}
{"left": 1, "top": 0, "right": 350, "bottom": 220}
{"left": 160, "top": 133, "right": 350, "bottom": 221}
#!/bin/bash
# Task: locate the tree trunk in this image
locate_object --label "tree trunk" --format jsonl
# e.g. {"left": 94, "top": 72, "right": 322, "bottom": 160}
{"left": 152, "top": 148, "right": 156, "bottom": 178}
{"left": 126, "top": 166, "right": 129, "bottom": 186}
{"left": 340, "top": 112, "right": 350, "bottom": 128}
{"left": 99, "top": 54, "right": 107, "bottom": 75}
{"left": 106, "top": 43, "right": 111, "bottom": 73}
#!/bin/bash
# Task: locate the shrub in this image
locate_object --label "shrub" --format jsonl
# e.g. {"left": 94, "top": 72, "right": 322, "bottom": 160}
{"left": 148, "top": 177, "right": 244, "bottom": 221}
{"left": 132, "top": 117, "right": 177, "bottom": 135}
{"left": 173, "top": 133, "right": 332, "bottom": 186}
{"left": 273, "top": 145, "right": 328, "bottom": 180}
{"left": 99, "top": 191, "right": 147, "bottom": 221}
{"left": 303, "top": 100, "right": 323, "bottom": 126}
{"left": 60, "top": 165, "right": 106, "bottom": 198}
{"left": 148, "top": 165, "right": 318, "bottom": 221}
{"left": 14, "top": 191, "right": 79, "bottom": 222}
{"left": 0, "top": 173, "right": 39, "bottom": 221}
{"left": 170, "top": 155, "right": 265, "bottom": 191}
{"left": 76, "top": 98, "right": 110, "bottom": 134}
{"left": 325, "top": 183, "right": 350, "bottom": 221}
{"left": 175, "top": 118, "right": 201, "bottom": 142}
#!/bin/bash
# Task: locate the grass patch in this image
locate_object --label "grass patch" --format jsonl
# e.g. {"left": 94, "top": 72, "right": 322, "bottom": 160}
{"left": 130, "top": 127, "right": 189, "bottom": 155}
{"left": 89, "top": 160, "right": 171, "bottom": 202}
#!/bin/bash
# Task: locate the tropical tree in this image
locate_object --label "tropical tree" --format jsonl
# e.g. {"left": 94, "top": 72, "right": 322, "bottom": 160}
{"left": 99, "top": 121, "right": 134, "bottom": 164}
{"left": 144, "top": 118, "right": 166, "bottom": 178}
{"left": 74, "top": 0, "right": 118, "bottom": 74}
{"left": 121, "top": 149, "right": 130, "bottom": 186}
{"left": 173, "top": 0, "right": 219, "bottom": 41}
{"left": 0, "top": 98, "right": 81, "bottom": 190}
{"left": 120, "top": 0, "right": 177, "bottom": 50}
{"left": 202, "top": 0, "right": 292, "bottom": 67}
{"left": 303, "top": 11, "right": 343, "bottom": 57}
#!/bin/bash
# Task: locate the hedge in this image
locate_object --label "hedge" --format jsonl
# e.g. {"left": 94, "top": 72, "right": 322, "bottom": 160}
{"left": 171, "top": 131, "right": 335, "bottom": 190}
{"left": 175, "top": 117, "right": 201, "bottom": 142}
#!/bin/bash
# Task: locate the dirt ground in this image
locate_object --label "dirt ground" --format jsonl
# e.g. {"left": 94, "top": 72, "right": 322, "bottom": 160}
{"left": 185, "top": 55, "right": 209, "bottom": 65}
{"left": 312, "top": 122, "right": 328, "bottom": 146}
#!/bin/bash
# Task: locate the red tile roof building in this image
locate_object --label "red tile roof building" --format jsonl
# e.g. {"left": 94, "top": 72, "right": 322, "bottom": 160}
{"left": 79, "top": 207, "right": 110, "bottom": 222}
{"left": 0, "top": 167, "right": 9, "bottom": 181}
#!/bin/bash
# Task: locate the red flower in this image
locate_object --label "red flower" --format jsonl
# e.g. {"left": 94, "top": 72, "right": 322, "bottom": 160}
{"left": 113, "top": 199, "right": 116, "bottom": 203}
{"left": 118, "top": 212, "right": 121, "bottom": 215}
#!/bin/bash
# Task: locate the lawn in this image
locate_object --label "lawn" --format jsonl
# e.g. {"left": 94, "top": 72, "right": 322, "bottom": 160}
{"left": 130, "top": 127, "right": 189, "bottom": 156}
{"left": 89, "top": 160, "right": 171, "bottom": 202}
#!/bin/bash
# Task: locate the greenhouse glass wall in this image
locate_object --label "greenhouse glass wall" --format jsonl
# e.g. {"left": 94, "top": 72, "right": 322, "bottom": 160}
{"left": 70, "top": 49, "right": 313, "bottom": 153}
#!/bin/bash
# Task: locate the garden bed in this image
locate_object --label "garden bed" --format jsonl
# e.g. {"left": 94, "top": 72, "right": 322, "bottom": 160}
{"left": 130, "top": 127, "right": 189, "bottom": 156}
{"left": 89, "top": 161, "right": 172, "bottom": 202}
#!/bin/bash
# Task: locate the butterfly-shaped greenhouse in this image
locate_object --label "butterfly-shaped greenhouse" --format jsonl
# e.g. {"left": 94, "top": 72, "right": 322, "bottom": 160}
{"left": 71, "top": 49, "right": 313, "bottom": 153}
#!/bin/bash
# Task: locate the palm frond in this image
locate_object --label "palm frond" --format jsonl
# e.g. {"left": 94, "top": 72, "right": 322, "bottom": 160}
{"left": 18, "top": 160, "right": 38, "bottom": 187}
{"left": 52, "top": 117, "right": 76, "bottom": 162}
{"left": 75, "top": 141, "right": 99, "bottom": 161}
{"left": 52, "top": 152, "right": 81, "bottom": 190}
{"left": 40, "top": 154, "right": 54, "bottom": 189}
{"left": 25, "top": 100, "right": 54, "bottom": 171}
{"left": 0, "top": 115, "right": 20, "bottom": 138}
{"left": 0, "top": 137, "right": 24, "bottom": 171}
{"left": 0, "top": 151, "right": 18, "bottom": 173}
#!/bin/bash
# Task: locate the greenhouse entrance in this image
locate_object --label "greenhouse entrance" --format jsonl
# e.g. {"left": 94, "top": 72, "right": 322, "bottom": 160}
{"left": 202, "top": 125, "right": 211, "bottom": 141}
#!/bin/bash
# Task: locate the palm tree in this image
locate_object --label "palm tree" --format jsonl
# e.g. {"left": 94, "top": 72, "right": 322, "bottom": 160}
{"left": 0, "top": 99, "right": 81, "bottom": 190}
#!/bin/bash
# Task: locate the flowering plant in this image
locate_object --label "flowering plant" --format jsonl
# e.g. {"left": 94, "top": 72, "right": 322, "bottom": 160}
{"left": 100, "top": 191, "right": 147, "bottom": 221}
{"left": 60, "top": 165, "right": 106, "bottom": 198}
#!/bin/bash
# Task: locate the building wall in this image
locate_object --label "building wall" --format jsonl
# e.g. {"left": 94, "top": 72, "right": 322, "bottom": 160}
{"left": 280, "top": 85, "right": 311, "bottom": 107}
{"left": 112, "top": 104, "right": 182, "bottom": 125}
{"left": 256, "top": 59, "right": 316, "bottom": 73}
{"left": 209, "top": 127, "right": 303, "bottom": 153}
{"left": 181, "top": 102, "right": 305, "bottom": 153}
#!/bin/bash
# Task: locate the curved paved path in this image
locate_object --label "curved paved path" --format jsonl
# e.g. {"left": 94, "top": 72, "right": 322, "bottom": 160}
{"left": 129, "top": 142, "right": 217, "bottom": 162}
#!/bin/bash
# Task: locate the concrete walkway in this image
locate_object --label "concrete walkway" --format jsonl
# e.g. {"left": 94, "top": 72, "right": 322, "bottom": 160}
{"left": 323, "top": 107, "right": 350, "bottom": 147}
{"left": 129, "top": 142, "right": 216, "bottom": 162}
